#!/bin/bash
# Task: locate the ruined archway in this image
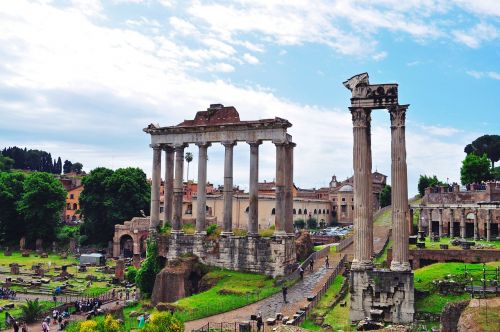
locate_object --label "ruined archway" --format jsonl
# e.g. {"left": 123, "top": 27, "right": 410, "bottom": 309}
{"left": 120, "top": 234, "right": 134, "bottom": 258}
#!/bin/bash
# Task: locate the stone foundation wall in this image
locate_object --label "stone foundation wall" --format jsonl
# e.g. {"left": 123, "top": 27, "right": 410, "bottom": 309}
{"left": 161, "top": 234, "right": 296, "bottom": 277}
{"left": 392, "top": 249, "right": 500, "bottom": 269}
{"left": 349, "top": 270, "right": 414, "bottom": 324}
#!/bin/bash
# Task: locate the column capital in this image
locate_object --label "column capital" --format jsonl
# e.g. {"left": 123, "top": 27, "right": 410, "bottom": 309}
{"left": 196, "top": 142, "right": 212, "bottom": 148}
{"left": 389, "top": 104, "right": 409, "bottom": 128}
{"left": 173, "top": 143, "right": 188, "bottom": 150}
{"left": 349, "top": 107, "right": 371, "bottom": 127}
{"left": 272, "top": 140, "right": 288, "bottom": 146}
{"left": 150, "top": 144, "right": 162, "bottom": 150}
{"left": 247, "top": 140, "right": 262, "bottom": 147}
{"left": 222, "top": 140, "right": 237, "bottom": 147}
{"left": 162, "top": 144, "right": 174, "bottom": 152}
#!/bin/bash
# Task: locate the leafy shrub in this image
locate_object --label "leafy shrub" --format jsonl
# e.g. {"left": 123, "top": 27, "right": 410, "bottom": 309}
{"left": 206, "top": 224, "right": 218, "bottom": 236}
{"left": 125, "top": 266, "right": 137, "bottom": 283}
{"left": 294, "top": 219, "right": 305, "bottom": 229}
{"left": 136, "top": 239, "right": 161, "bottom": 296}
{"left": 20, "top": 299, "right": 44, "bottom": 323}
{"left": 142, "top": 311, "right": 184, "bottom": 332}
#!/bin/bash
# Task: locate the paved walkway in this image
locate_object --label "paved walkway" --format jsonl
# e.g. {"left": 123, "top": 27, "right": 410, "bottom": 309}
{"left": 340, "top": 224, "right": 390, "bottom": 260}
{"left": 185, "top": 253, "right": 343, "bottom": 331}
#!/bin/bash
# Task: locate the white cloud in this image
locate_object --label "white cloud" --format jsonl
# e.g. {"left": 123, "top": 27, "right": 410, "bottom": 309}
{"left": 207, "top": 63, "right": 235, "bottom": 72}
{"left": 467, "top": 70, "right": 500, "bottom": 80}
{"left": 372, "top": 51, "right": 387, "bottom": 61}
{"left": 169, "top": 16, "right": 198, "bottom": 35}
{"left": 243, "top": 53, "right": 259, "bottom": 65}
{"left": 417, "top": 124, "right": 461, "bottom": 137}
{"left": 452, "top": 23, "right": 499, "bottom": 48}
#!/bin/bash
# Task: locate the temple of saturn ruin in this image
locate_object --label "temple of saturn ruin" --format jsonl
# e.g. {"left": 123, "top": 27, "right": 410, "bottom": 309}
{"left": 143, "top": 104, "right": 296, "bottom": 277}
{"left": 344, "top": 73, "right": 414, "bottom": 323}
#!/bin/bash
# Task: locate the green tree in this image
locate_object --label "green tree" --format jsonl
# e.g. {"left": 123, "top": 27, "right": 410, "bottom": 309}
{"left": 63, "top": 160, "right": 73, "bottom": 174}
{"left": 0, "top": 154, "right": 14, "bottom": 172}
{"left": 379, "top": 184, "right": 391, "bottom": 208}
{"left": 306, "top": 217, "right": 317, "bottom": 229}
{"left": 294, "top": 219, "right": 305, "bottom": 229}
{"left": 417, "top": 175, "right": 443, "bottom": 196}
{"left": 20, "top": 299, "right": 45, "bottom": 323}
{"left": 71, "top": 162, "right": 83, "bottom": 174}
{"left": 464, "top": 135, "right": 500, "bottom": 168}
{"left": 185, "top": 152, "right": 193, "bottom": 181}
{"left": 80, "top": 167, "right": 150, "bottom": 245}
{"left": 136, "top": 239, "right": 161, "bottom": 296}
{"left": 460, "top": 153, "right": 492, "bottom": 185}
{"left": 0, "top": 172, "right": 26, "bottom": 244}
{"left": 17, "top": 172, "right": 66, "bottom": 242}
{"left": 492, "top": 167, "right": 500, "bottom": 180}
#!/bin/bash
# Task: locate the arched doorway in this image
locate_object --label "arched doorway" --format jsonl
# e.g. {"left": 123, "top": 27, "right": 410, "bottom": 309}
{"left": 120, "top": 234, "right": 134, "bottom": 258}
{"left": 466, "top": 212, "right": 475, "bottom": 238}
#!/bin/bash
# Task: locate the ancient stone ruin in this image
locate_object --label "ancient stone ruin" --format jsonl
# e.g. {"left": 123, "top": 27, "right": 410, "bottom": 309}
{"left": 344, "top": 73, "right": 414, "bottom": 323}
{"left": 144, "top": 104, "right": 297, "bottom": 283}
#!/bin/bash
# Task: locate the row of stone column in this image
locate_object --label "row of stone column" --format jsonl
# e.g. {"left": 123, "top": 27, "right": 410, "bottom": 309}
{"left": 149, "top": 140, "right": 295, "bottom": 237}
{"left": 350, "top": 105, "right": 410, "bottom": 271}
{"left": 417, "top": 207, "right": 494, "bottom": 241}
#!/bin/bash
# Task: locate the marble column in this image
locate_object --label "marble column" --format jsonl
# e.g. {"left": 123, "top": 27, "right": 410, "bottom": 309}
{"left": 285, "top": 143, "right": 295, "bottom": 234}
{"left": 248, "top": 140, "right": 261, "bottom": 236}
{"left": 149, "top": 144, "right": 162, "bottom": 231}
{"left": 350, "top": 107, "right": 373, "bottom": 270}
{"left": 428, "top": 208, "right": 433, "bottom": 238}
{"left": 486, "top": 209, "right": 491, "bottom": 242}
{"left": 172, "top": 144, "right": 186, "bottom": 234}
{"left": 449, "top": 209, "right": 454, "bottom": 238}
{"left": 274, "top": 142, "right": 287, "bottom": 235}
{"left": 438, "top": 208, "right": 443, "bottom": 237}
{"left": 222, "top": 141, "right": 236, "bottom": 236}
{"left": 460, "top": 208, "right": 466, "bottom": 239}
{"left": 473, "top": 209, "right": 479, "bottom": 240}
{"left": 389, "top": 105, "right": 410, "bottom": 271}
{"left": 409, "top": 208, "right": 414, "bottom": 235}
{"left": 418, "top": 208, "right": 423, "bottom": 234}
{"left": 196, "top": 142, "right": 210, "bottom": 235}
{"left": 163, "top": 146, "right": 174, "bottom": 227}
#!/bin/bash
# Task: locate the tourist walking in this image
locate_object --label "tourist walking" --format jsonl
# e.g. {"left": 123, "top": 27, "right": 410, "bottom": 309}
{"left": 20, "top": 321, "right": 27, "bottom": 332}
{"left": 12, "top": 320, "right": 19, "bottom": 332}
{"left": 42, "top": 318, "right": 50, "bottom": 332}
{"left": 299, "top": 266, "right": 304, "bottom": 279}
{"left": 309, "top": 259, "right": 314, "bottom": 272}
{"left": 282, "top": 285, "right": 288, "bottom": 303}
{"left": 256, "top": 312, "right": 263, "bottom": 331}
{"left": 325, "top": 256, "right": 329, "bottom": 269}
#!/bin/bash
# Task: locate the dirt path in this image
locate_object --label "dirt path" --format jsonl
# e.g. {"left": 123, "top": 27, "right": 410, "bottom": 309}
{"left": 184, "top": 252, "right": 343, "bottom": 331}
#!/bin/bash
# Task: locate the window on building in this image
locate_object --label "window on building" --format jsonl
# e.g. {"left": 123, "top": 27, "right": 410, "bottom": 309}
{"left": 73, "top": 203, "right": 78, "bottom": 210}
{"left": 323, "top": 209, "right": 326, "bottom": 214}
{"left": 298, "top": 209, "right": 302, "bottom": 214}
{"left": 70, "top": 194, "right": 74, "bottom": 199}
{"left": 293, "top": 209, "right": 296, "bottom": 214}
{"left": 271, "top": 208, "right": 276, "bottom": 215}
{"left": 314, "top": 209, "right": 317, "bottom": 214}
{"left": 160, "top": 207, "right": 164, "bottom": 213}
{"left": 304, "top": 209, "right": 308, "bottom": 214}
{"left": 342, "top": 198, "right": 345, "bottom": 202}
{"left": 245, "top": 206, "right": 249, "bottom": 213}
{"left": 67, "top": 203, "right": 71, "bottom": 210}
{"left": 327, "top": 209, "right": 330, "bottom": 214}
{"left": 341, "top": 205, "right": 347, "bottom": 213}
{"left": 352, "top": 206, "right": 354, "bottom": 210}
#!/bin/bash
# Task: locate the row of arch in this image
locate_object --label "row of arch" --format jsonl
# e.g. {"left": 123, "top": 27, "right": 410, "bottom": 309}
{"left": 269, "top": 208, "right": 330, "bottom": 215}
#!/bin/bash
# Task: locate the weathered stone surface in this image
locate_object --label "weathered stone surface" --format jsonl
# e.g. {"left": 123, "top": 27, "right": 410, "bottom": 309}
{"left": 349, "top": 270, "right": 414, "bottom": 324}
{"left": 440, "top": 300, "right": 469, "bottom": 332}
{"left": 151, "top": 256, "right": 203, "bottom": 305}
{"left": 457, "top": 298, "right": 500, "bottom": 332}
{"left": 295, "top": 231, "right": 314, "bottom": 261}
{"left": 115, "top": 259, "right": 125, "bottom": 281}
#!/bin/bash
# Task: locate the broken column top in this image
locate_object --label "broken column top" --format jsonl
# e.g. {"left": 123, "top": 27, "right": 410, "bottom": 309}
{"left": 344, "top": 72, "right": 399, "bottom": 109}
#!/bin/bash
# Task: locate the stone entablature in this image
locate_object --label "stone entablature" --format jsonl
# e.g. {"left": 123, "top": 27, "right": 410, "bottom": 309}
{"left": 423, "top": 182, "right": 500, "bottom": 204}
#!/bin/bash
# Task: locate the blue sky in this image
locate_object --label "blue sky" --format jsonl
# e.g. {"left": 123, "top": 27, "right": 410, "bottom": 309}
{"left": 0, "top": 0, "right": 499, "bottom": 195}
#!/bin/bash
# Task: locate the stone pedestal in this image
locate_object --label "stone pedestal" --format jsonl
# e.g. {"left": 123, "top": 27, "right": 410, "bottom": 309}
{"left": 10, "top": 263, "right": 20, "bottom": 275}
{"left": 349, "top": 270, "right": 414, "bottom": 324}
{"left": 115, "top": 259, "right": 125, "bottom": 282}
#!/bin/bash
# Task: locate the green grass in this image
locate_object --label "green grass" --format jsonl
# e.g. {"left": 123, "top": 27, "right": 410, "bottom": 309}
{"left": 301, "top": 319, "right": 322, "bottom": 331}
{"left": 410, "top": 237, "right": 500, "bottom": 250}
{"left": 174, "top": 269, "right": 281, "bottom": 321}
{"left": 414, "top": 261, "right": 500, "bottom": 314}
{"left": 323, "top": 294, "right": 353, "bottom": 331}
{"left": 374, "top": 239, "right": 392, "bottom": 265}
{"left": 0, "top": 251, "right": 78, "bottom": 266}
{"left": 374, "top": 207, "right": 392, "bottom": 226}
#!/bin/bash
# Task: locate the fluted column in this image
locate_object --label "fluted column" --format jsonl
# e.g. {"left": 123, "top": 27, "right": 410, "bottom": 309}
{"left": 350, "top": 107, "right": 373, "bottom": 271}
{"left": 473, "top": 209, "right": 479, "bottom": 240}
{"left": 163, "top": 146, "right": 174, "bottom": 227}
{"left": 460, "top": 208, "right": 466, "bottom": 239}
{"left": 438, "top": 208, "right": 443, "bottom": 237}
{"left": 274, "top": 142, "right": 287, "bottom": 235}
{"left": 248, "top": 141, "right": 262, "bottom": 236}
{"left": 409, "top": 208, "right": 414, "bottom": 235}
{"left": 486, "top": 209, "right": 491, "bottom": 241}
{"left": 285, "top": 143, "right": 295, "bottom": 234}
{"left": 389, "top": 105, "right": 410, "bottom": 271}
{"left": 196, "top": 142, "right": 210, "bottom": 235}
{"left": 172, "top": 144, "right": 186, "bottom": 234}
{"left": 449, "top": 209, "right": 454, "bottom": 238}
{"left": 222, "top": 141, "right": 236, "bottom": 236}
{"left": 149, "top": 144, "right": 162, "bottom": 231}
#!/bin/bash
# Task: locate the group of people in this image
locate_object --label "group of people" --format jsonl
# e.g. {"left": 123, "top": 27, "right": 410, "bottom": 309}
{"left": 42, "top": 309, "right": 70, "bottom": 332}
{"left": 0, "top": 287, "right": 16, "bottom": 299}
{"left": 73, "top": 298, "right": 102, "bottom": 316}
{"left": 8, "top": 319, "right": 27, "bottom": 332}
